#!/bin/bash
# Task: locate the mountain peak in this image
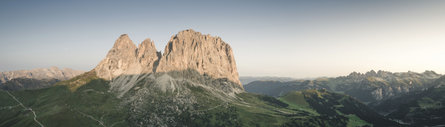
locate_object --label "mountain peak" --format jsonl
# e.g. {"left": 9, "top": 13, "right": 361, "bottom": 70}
{"left": 137, "top": 38, "right": 159, "bottom": 73}
{"left": 94, "top": 34, "right": 142, "bottom": 80}
{"left": 94, "top": 29, "right": 243, "bottom": 90}
{"left": 49, "top": 66, "right": 59, "bottom": 70}
{"left": 157, "top": 30, "right": 241, "bottom": 86}
{"left": 139, "top": 38, "right": 155, "bottom": 48}
{"left": 178, "top": 29, "right": 197, "bottom": 33}
{"left": 112, "top": 34, "right": 136, "bottom": 51}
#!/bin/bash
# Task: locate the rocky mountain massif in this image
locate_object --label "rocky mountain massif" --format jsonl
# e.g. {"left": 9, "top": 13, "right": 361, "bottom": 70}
{"left": 245, "top": 70, "right": 445, "bottom": 126}
{"left": 0, "top": 67, "right": 84, "bottom": 90}
{"left": 93, "top": 29, "right": 242, "bottom": 97}
{"left": 156, "top": 30, "right": 241, "bottom": 85}
{"left": 0, "top": 67, "right": 84, "bottom": 83}
{"left": 0, "top": 29, "right": 399, "bottom": 127}
{"left": 246, "top": 70, "right": 441, "bottom": 104}
{"left": 370, "top": 76, "right": 445, "bottom": 126}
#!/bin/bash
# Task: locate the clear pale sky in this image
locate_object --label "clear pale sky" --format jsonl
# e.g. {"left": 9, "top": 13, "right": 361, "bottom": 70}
{"left": 1, "top": 0, "right": 445, "bottom": 78}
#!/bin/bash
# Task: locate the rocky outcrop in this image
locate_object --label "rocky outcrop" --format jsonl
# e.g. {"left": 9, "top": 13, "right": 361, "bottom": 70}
{"left": 0, "top": 66, "right": 84, "bottom": 83}
{"left": 94, "top": 34, "right": 159, "bottom": 80}
{"left": 137, "top": 39, "right": 161, "bottom": 73}
{"left": 156, "top": 29, "right": 241, "bottom": 86}
{"left": 93, "top": 29, "right": 243, "bottom": 94}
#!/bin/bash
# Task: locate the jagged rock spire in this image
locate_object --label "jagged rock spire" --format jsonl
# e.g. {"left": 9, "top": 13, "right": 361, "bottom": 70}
{"left": 94, "top": 34, "right": 158, "bottom": 80}
{"left": 137, "top": 38, "right": 160, "bottom": 73}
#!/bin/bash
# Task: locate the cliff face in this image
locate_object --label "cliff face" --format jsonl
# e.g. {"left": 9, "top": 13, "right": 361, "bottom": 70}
{"left": 137, "top": 38, "right": 161, "bottom": 73}
{"left": 94, "top": 29, "right": 243, "bottom": 92}
{"left": 156, "top": 30, "right": 241, "bottom": 86}
{"left": 94, "top": 34, "right": 159, "bottom": 80}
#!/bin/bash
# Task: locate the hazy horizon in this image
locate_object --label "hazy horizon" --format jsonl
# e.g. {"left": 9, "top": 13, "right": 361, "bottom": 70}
{"left": 1, "top": 0, "right": 445, "bottom": 78}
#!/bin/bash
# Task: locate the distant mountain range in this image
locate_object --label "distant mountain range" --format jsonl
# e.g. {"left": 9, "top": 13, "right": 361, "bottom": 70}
{"left": 239, "top": 76, "right": 296, "bottom": 85}
{"left": 370, "top": 76, "right": 445, "bottom": 126}
{"left": 0, "top": 67, "right": 84, "bottom": 90}
{"left": 245, "top": 70, "right": 441, "bottom": 104}
{"left": 0, "top": 66, "right": 84, "bottom": 83}
{"left": 245, "top": 70, "right": 445, "bottom": 126}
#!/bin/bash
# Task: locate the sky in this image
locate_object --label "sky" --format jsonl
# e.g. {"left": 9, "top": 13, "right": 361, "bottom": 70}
{"left": 1, "top": 0, "right": 445, "bottom": 78}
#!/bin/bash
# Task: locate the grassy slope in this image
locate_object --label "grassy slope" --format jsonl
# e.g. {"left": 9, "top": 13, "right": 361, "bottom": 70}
{"left": 278, "top": 89, "right": 400, "bottom": 127}
{"left": 0, "top": 75, "right": 127, "bottom": 127}
{"left": 0, "top": 84, "right": 347, "bottom": 126}
{"left": 374, "top": 86, "right": 445, "bottom": 126}
{"left": 0, "top": 86, "right": 393, "bottom": 127}
{"left": 278, "top": 91, "right": 318, "bottom": 115}
{"left": 0, "top": 71, "right": 398, "bottom": 127}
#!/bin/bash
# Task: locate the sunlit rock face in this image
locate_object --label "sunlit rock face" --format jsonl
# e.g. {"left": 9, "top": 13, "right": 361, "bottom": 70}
{"left": 93, "top": 29, "right": 243, "bottom": 96}
{"left": 94, "top": 34, "right": 159, "bottom": 80}
{"left": 156, "top": 29, "right": 242, "bottom": 87}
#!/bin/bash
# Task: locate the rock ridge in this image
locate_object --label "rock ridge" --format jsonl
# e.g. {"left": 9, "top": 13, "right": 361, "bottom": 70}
{"left": 94, "top": 29, "right": 243, "bottom": 88}
{"left": 94, "top": 35, "right": 159, "bottom": 81}
{"left": 156, "top": 29, "right": 241, "bottom": 86}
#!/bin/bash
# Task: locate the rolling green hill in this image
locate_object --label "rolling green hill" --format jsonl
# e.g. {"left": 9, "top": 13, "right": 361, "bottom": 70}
{"left": 279, "top": 90, "right": 398, "bottom": 127}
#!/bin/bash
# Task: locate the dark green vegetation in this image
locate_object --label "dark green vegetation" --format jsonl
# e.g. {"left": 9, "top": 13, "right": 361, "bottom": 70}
{"left": 245, "top": 70, "right": 445, "bottom": 126}
{"left": 0, "top": 76, "right": 128, "bottom": 127}
{"left": 244, "top": 80, "right": 330, "bottom": 98}
{"left": 239, "top": 76, "right": 296, "bottom": 85}
{"left": 245, "top": 70, "right": 441, "bottom": 104}
{"left": 371, "top": 76, "right": 445, "bottom": 126}
{"left": 0, "top": 78, "right": 59, "bottom": 91}
{"left": 0, "top": 70, "right": 400, "bottom": 127}
{"left": 279, "top": 90, "right": 398, "bottom": 127}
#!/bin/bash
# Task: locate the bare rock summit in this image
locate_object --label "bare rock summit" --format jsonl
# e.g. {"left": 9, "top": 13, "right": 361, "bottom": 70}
{"left": 157, "top": 29, "right": 241, "bottom": 86}
{"left": 137, "top": 38, "right": 161, "bottom": 73}
{"left": 94, "top": 29, "right": 243, "bottom": 89}
{"left": 94, "top": 34, "right": 159, "bottom": 80}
